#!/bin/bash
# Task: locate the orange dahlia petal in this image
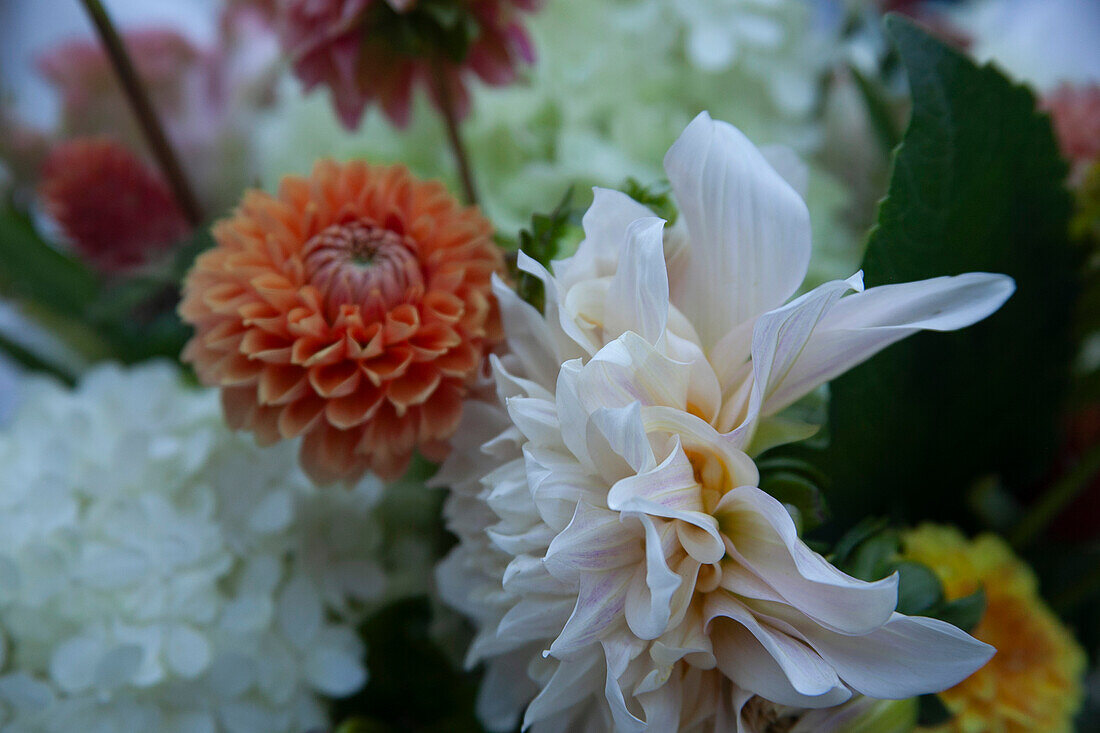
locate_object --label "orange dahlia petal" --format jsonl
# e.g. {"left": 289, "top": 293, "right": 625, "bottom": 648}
{"left": 387, "top": 363, "right": 443, "bottom": 413}
{"left": 179, "top": 160, "right": 504, "bottom": 485}
{"left": 325, "top": 385, "right": 385, "bottom": 430}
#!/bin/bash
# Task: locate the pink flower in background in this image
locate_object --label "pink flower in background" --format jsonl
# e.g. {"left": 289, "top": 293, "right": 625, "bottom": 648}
{"left": 30, "top": 15, "right": 280, "bottom": 216}
{"left": 38, "top": 29, "right": 205, "bottom": 142}
{"left": 280, "top": 0, "right": 538, "bottom": 130}
{"left": 39, "top": 138, "right": 190, "bottom": 273}
{"left": 1042, "top": 83, "right": 1100, "bottom": 183}
{"left": 218, "top": 0, "right": 283, "bottom": 109}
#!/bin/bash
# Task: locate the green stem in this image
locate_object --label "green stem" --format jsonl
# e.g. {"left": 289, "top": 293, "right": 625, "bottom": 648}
{"left": 78, "top": 0, "right": 203, "bottom": 226}
{"left": 430, "top": 60, "right": 479, "bottom": 206}
{"left": 1010, "top": 442, "right": 1100, "bottom": 549}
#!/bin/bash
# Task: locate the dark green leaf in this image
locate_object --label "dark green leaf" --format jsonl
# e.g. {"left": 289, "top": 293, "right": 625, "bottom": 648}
{"left": 931, "top": 587, "right": 986, "bottom": 632}
{"left": 0, "top": 207, "right": 99, "bottom": 317}
{"left": 759, "top": 470, "right": 829, "bottom": 533}
{"left": 917, "top": 694, "right": 953, "bottom": 726}
{"left": 0, "top": 331, "right": 77, "bottom": 386}
{"left": 167, "top": 226, "right": 215, "bottom": 281}
{"left": 831, "top": 516, "right": 890, "bottom": 567}
{"left": 890, "top": 560, "right": 945, "bottom": 615}
{"left": 822, "top": 16, "right": 1076, "bottom": 524}
{"left": 842, "top": 529, "right": 900, "bottom": 582}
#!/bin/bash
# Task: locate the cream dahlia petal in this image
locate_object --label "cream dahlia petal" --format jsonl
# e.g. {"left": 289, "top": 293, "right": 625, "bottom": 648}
{"left": 557, "top": 188, "right": 656, "bottom": 290}
{"left": 606, "top": 448, "right": 725, "bottom": 565}
{"left": 590, "top": 403, "right": 658, "bottom": 474}
{"left": 523, "top": 651, "right": 606, "bottom": 730}
{"left": 524, "top": 445, "right": 607, "bottom": 531}
{"left": 478, "top": 652, "right": 541, "bottom": 732}
{"left": 756, "top": 272, "right": 1017, "bottom": 417}
{"left": 519, "top": 251, "right": 592, "bottom": 361}
{"left": 551, "top": 569, "right": 634, "bottom": 657}
{"left": 787, "top": 611, "right": 996, "bottom": 700}
{"left": 663, "top": 111, "right": 812, "bottom": 347}
{"left": 602, "top": 639, "right": 651, "bottom": 732}
{"left": 624, "top": 515, "right": 683, "bottom": 640}
{"left": 493, "top": 273, "right": 561, "bottom": 391}
{"left": 507, "top": 395, "right": 564, "bottom": 447}
{"left": 603, "top": 217, "right": 671, "bottom": 346}
{"left": 498, "top": 595, "right": 577, "bottom": 644}
{"left": 722, "top": 273, "right": 863, "bottom": 440}
{"left": 606, "top": 439, "right": 705, "bottom": 515}
{"left": 715, "top": 486, "right": 899, "bottom": 635}
{"left": 576, "top": 335, "right": 693, "bottom": 416}
{"left": 545, "top": 502, "right": 645, "bottom": 581}
{"left": 706, "top": 592, "right": 850, "bottom": 706}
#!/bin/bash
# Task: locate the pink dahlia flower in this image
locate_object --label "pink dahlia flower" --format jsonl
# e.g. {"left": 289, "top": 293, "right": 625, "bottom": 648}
{"left": 39, "top": 138, "right": 190, "bottom": 273}
{"left": 1042, "top": 83, "right": 1100, "bottom": 183}
{"left": 280, "top": 0, "right": 538, "bottom": 130}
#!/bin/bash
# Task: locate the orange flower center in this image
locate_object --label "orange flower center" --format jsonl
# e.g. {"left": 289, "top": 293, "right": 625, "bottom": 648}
{"left": 303, "top": 218, "right": 425, "bottom": 319}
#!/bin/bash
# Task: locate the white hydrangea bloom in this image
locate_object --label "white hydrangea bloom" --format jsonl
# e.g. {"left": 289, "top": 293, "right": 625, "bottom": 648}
{"left": 0, "top": 362, "right": 386, "bottom": 733}
{"left": 670, "top": 0, "right": 830, "bottom": 116}
{"left": 433, "top": 113, "right": 1011, "bottom": 732}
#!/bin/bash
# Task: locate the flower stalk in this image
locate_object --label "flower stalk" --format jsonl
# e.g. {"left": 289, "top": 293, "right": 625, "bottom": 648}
{"left": 431, "top": 58, "right": 479, "bottom": 207}
{"left": 77, "top": 0, "right": 203, "bottom": 226}
{"left": 1010, "top": 442, "right": 1100, "bottom": 549}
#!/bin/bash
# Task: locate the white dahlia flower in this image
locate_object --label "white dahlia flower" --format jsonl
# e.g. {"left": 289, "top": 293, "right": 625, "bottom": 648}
{"left": 434, "top": 112, "right": 1012, "bottom": 732}
{"left": 0, "top": 362, "right": 385, "bottom": 733}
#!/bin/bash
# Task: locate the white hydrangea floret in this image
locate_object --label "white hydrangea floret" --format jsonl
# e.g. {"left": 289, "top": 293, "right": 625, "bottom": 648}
{"left": 434, "top": 113, "right": 1012, "bottom": 732}
{"left": 0, "top": 362, "right": 386, "bottom": 733}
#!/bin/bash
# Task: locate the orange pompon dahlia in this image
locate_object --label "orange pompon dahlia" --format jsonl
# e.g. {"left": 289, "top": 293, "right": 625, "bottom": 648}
{"left": 180, "top": 160, "right": 504, "bottom": 484}
{"left": 903, "top": 525, "right": 1086, "bottom": 733}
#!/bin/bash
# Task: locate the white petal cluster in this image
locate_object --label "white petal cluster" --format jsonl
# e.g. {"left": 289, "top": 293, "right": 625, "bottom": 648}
{"left": 435, "top": 113, "right": 1012, "bottom": 732}
{"left": 0, "top": 362, "right": 385, "bottom": 733}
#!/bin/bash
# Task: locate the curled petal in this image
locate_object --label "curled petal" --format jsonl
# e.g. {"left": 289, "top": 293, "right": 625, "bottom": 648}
{"left": 715, "top": 487, "right": 898, "bottom": 635}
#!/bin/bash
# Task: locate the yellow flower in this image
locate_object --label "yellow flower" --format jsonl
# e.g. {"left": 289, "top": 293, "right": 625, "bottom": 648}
{"left": 903, "top": 525, "right": 1087, "bottom": 733}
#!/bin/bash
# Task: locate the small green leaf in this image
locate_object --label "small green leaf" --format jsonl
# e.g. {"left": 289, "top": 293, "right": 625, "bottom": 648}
{"left": 620, "top": 177, "right": 678, "bottom": 225}
{"left": 890, "top": 560, "right": 945, "bottom": 615}
{"left": 932, "top": 587, "right": 986, "bottom": 632}
{"left": 514, "top": 187, "right": 578, "bottom": 311}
